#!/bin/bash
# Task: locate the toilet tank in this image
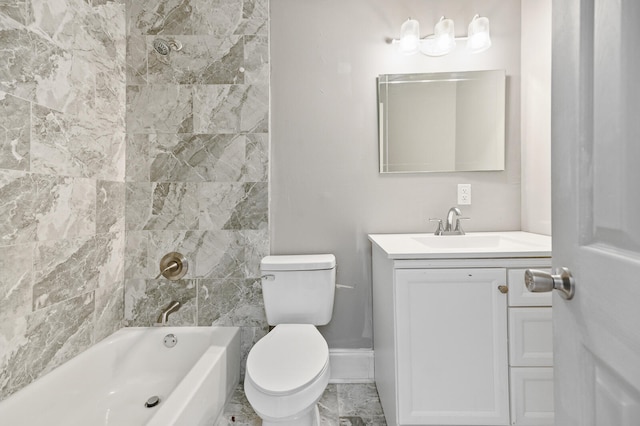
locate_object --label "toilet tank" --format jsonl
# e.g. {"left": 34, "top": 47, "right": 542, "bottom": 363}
{"left": 260, "top": 254, "right": 336, "bottom": 326}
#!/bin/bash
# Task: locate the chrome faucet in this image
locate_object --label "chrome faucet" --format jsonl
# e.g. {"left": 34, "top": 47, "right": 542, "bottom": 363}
{"left": 445, "top": 207, "right": 462, "bottom": 233}
{"left": 155, "top": 301, "right": 181, "bottom": 326}
{"left": 429, "top": 207, "right": 469, "bottom": 235}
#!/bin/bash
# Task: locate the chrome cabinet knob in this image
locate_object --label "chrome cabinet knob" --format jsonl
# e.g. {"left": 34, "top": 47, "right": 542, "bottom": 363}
{"left": 524, "top": 267, "right": 575, "bottom": 300}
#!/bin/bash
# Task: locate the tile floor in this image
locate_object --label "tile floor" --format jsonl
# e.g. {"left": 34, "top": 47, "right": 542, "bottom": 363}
{"left": 215, "top": 383, "right": 387, "bottom": 426}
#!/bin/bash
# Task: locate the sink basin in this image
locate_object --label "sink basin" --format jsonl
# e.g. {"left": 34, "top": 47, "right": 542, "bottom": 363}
{"left": 368, "top": 231, "right": 552, "bottom": 259}
{"left": 412, "top": 234, "right": 503, "bottom": 249}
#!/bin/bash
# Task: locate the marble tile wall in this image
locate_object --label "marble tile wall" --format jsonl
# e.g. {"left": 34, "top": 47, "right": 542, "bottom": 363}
{"left": 0, "top": 0, "right": 126, "bottom": 400}
{"left": 123, "top": 0, "right": 270, "bottom": 376}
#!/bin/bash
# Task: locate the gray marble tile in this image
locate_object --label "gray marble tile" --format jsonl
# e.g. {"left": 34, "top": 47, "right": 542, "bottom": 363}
{"left": 0, "top": 292, "right": 95, "bottom": 400}
{"left": 97, "top": 180, "right": 126, "bottom": 234}
{"left": 0, "top": 171, "right": 96, "bottom": 246}
{"left": 128, "top": 0, "right": 243, "bottom": 37}
{"left": 239, "top": 229, "right": 269, "bottom": 279}
{"left": 124, "top": 278, "right": 197, "bottom": 326}
{"left": 197, "top": 278, "right": 265, "bottom": 327}
{"left": 337, "top": 384, "right": 386, "bottom": 425}
{"left": 93, "top": 280, "right": 124, "bottom": 343}
{"left": 125, "top": 134, "right": 152, "bottom": 182}
{"left": 0, "top": 21, "right": 87, "bottom": 115}
{"left": 192, "top": 84, "right": 268, "bottom": 134}
{"left": 0, "top": 243, "right": 33, "bottom": 323}
{"left": 243, "top": 133, "right": 268, "bottom": 182}
{"left": 95, "top": 67, "right": 126, "bottom": 129}
{"left": 214, "top": 383, "right": 386, "bottom": 426}
{"left": 31, "top": 104, "right": 125, "bottom": 180}
{"left": 221, "top": 182, "right": 268, "bottom": 230}
{"left": 0, "top": 92, "right": 30, "bottom": 171}
{"left": 320, "top": 384, "right": 340, "bottom": 426}
{"left": 124, "top": 231, "right": 149, "bottom": 279}
{"left": 125, "top": 182, "right": 199, "bottom": 231}
{"left": 147, "top": 35, "right": 245, "bottom": 84}
{"left": 32, "top": 233, "right": 124, "bottom": 311}
{"left": 236, "top": 0, "right": 268, "bottom": 36}
{"left": 126, "top": 85, "right": 193, "bottom": 134}
{"left": 243, "top": 35, "right": 268, "bottom": 85}
{"left": 198, "top": 183, "right": 249, "bottom": 230}
{"left": 126, "top": 34, "right": 148, "bottom": 85}
{"left": 190, "top": 230, "right": 247, "bottom": 278}
{"left": 199, "top": 182, "right": 269, "bottom": 230}
{"left": 0, "top": 0, "right": 33, "bottom": 26}
{"left": 150, "top": 134, "right": 247, "bottom": 182}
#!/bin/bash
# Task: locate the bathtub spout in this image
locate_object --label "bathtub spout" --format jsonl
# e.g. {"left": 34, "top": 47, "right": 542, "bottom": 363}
{"left": 155, "top": 301, "right": 181, "bottom": 326}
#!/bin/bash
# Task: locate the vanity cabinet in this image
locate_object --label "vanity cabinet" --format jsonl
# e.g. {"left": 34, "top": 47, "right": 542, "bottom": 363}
{"left": 369, "top": 233, "right": 553, "bottom": 426}
{"left": 395, "top": 267, "right": 510, "bottom": 425}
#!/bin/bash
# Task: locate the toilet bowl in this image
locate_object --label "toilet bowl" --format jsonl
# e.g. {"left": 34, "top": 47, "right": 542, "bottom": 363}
{"left": 244, "top": 324, "right": 330, "bottom": 425}
{"left": 243, "top": 254, "right": 336, "bottom": 426}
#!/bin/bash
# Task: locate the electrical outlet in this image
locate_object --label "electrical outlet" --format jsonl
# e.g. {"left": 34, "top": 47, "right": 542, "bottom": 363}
{"left": 458, "top": 184, "right": 471, "bottom": 205}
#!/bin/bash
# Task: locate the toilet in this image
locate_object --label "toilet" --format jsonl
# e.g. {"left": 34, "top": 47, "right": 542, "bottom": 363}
{"left": 244, "top": 254, "right": 336, "bottom": 426}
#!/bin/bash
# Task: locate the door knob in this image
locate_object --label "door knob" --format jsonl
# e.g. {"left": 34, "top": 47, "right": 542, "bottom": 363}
{"left": 524, "top": 267, "right": 575, "bottom": 300}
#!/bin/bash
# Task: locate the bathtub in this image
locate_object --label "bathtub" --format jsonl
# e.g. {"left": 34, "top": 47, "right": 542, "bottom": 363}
{"left": 0, "top": 326, "right": 240, "bottom": 425}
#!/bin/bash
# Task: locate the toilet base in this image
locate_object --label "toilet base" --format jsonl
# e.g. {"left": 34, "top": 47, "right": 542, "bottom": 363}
{"left": 261, "top": 404, "right": 320, "bottom": 426}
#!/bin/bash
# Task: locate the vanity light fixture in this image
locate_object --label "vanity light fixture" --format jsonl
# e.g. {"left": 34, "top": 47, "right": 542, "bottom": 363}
{"left": 467, "top": 15, "right": 492, "bottom": 53}
{"left": 395, "top": 15, "right": 491, "bottom": 57}
{"left": 399, "top": 18, "right": 420, "bottom": 55}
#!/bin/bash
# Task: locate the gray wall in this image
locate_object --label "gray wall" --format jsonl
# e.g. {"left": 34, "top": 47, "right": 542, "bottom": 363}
{"left": 0, "top": 0, "right": 126, "bottom": 399}
{"left": 270, "top": 0, "right": 523, "bottom": 348}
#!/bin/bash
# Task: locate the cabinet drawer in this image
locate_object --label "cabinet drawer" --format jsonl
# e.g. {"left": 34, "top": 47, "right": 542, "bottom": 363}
{"left": 510, "top": 367, "right": 554, "bottom": 425}
{"left": 509, "top": 308, "right": 553, "bottom": 367}
{"left": 508, "top": 269, "right": 552, "bottom": 307}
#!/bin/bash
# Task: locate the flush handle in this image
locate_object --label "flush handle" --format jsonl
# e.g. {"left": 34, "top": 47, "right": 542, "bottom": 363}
{"left": 524, "top": 267, "right": 575, "bottom": 300}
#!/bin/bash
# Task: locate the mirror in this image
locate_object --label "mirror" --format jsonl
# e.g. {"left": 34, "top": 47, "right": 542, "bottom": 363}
{"left": 378, "top": 70, "right": 506, "bottom": 173}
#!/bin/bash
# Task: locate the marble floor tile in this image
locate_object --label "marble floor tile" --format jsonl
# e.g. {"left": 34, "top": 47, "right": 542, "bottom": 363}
{"left": 215, "top": 383, "right": 387, "bottom": 426}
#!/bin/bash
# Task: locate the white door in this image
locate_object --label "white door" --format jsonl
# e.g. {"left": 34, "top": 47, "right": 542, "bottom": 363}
{"left": 552, "top": 0, "right": 640, "bottom": 424}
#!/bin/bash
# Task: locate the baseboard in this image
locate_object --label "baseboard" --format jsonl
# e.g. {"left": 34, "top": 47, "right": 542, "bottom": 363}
{"left": 329, "top": 349, "right": 375, "bottom": 383}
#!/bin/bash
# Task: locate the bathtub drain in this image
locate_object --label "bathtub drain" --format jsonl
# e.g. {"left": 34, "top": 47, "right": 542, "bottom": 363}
{"left": 145, "top": 396, "right": 160, "bottom": 408}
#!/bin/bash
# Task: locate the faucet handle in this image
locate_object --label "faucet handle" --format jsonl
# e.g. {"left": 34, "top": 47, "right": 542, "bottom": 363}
{"left": 429, "top": 218, "right": 444, "bottom": 235}
{"left": 455, "top": 217, "right": 470, "bottom": 234}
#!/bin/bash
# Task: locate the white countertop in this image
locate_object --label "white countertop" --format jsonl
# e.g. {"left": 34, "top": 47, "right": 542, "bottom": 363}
{"left": 368, "top": 231, "right": 552, "bottom": 259}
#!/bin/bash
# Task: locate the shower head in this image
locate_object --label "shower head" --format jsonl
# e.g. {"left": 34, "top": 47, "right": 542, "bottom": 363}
{"left": 152, "top": 38, "right": 182, "bottom": 56}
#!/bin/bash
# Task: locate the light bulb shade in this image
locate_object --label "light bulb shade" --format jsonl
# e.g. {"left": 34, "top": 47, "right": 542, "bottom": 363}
{"left": 399, "top": 18, "right": 420, "bottom": 55}
{"left": 420, "top": 17, "right": 456, "bottom": 56}
{"left": 467, "top": 15, "right": 491, "bottom": 53}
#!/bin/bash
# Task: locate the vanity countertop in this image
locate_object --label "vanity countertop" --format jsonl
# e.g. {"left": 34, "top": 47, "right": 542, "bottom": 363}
{"left": 368, "top": 231, "right": 551, "bottom": 259}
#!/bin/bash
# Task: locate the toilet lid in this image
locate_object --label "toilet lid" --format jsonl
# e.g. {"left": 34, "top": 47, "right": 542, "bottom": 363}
{"left": 246, "top": 324, "right": 329, "bottom": 396}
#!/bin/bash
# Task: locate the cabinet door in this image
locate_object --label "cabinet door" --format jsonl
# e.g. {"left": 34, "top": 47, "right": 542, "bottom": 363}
{"left": 510, "top": 367, "right": 554, "bottom": 425}
{"left": 509, "top": 308, "right": 553, "bottom": 367}
{"left": 395, "top": 268, "right": 510, "bottom": 425}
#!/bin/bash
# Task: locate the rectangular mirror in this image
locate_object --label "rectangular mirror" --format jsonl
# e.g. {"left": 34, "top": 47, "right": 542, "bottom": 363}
{"left": 378, "top": 70, "right": 506, "bottom": 173}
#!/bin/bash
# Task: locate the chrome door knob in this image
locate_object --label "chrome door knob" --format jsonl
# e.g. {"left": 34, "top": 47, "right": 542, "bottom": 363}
{"left": 524, "top": 267, "right": 575, "bottom": 300}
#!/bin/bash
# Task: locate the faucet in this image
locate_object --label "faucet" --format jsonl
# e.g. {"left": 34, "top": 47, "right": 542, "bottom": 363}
{"left": 429, "top": 207, "right": 469, "bottom": 235}
{"left": 155, "top": 301, "right": 181, "bottom": 326}
{"left": 445, "top": 207, "right": 462, "bottom": 233}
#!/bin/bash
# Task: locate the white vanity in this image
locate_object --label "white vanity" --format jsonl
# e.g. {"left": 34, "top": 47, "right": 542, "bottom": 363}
{"left": 369, "top": 232, "right": 553, "bottom": 426}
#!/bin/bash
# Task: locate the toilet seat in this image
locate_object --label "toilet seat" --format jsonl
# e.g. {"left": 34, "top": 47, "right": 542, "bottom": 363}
{"left": 246, "top": 324, "right": 329, "bottom": 396}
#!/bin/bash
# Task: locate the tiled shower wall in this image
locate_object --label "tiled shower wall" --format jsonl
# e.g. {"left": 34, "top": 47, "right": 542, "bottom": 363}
{"left": 0, "top": 0, "right": 127, "bottom": 399}
{"left": 0, "top": 0, "right": 269, "bottom": 401}
{"left": 123, "top": 0, "right": 270, "bottom": 374}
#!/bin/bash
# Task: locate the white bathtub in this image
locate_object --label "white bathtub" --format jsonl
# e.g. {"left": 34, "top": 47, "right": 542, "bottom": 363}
{"left": 0, "top": 326, "right": 240, "bottom": 425}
